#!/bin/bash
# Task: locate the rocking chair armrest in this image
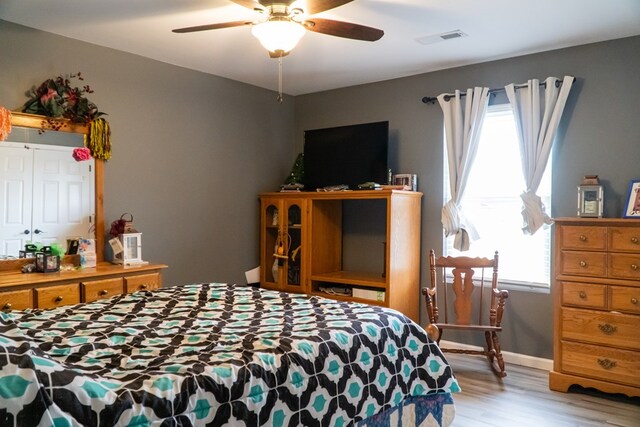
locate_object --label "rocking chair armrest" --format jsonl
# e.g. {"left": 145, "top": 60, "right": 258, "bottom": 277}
{"left": 422, "top": 287, "right": 437, "bottom": 298}
{"left": 421, "top": 287, "right": 438, "bottom": 324}
{"left": 493, "top": 288, "right": 509, "bottom": 301}
{"left": 492, "top": 288, "right": 509, "bottom": 327}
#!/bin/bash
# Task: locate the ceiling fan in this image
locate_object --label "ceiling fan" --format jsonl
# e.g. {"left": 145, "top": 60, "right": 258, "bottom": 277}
{"left": 172, "top": 0, "right": 384, "bottom": 57}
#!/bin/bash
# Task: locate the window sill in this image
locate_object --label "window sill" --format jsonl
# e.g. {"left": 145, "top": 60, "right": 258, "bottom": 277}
{"left": 498, "top": 280, "right": 550, "bottom": 294}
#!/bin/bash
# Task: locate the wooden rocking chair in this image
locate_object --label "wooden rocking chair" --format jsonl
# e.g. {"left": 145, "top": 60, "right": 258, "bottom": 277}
{"left": 422, "top": 249, "right": 509, "bottom": 377}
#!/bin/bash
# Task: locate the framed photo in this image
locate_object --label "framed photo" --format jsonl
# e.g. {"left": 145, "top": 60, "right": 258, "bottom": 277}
{"left": 393, "top": 174, "right": 417, "bottom": 191}
{"left": 623, "top": 179, "right": 640, "bottom": 218}
{"left": 577, "top": 185, "right": 603, "bottom": 218}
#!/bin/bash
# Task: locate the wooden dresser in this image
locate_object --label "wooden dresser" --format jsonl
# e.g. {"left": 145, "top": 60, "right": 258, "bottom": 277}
{"left": 550, "top": 218, "right": 640, "bottom": 397}
{"left": 0, "top": 261, "right": 167, "bottom": 311}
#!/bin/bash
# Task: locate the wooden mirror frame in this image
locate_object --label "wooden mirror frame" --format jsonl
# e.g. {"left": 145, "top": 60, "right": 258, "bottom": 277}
{"left": 2, "top": 112, "right": 105, "bottom": 270}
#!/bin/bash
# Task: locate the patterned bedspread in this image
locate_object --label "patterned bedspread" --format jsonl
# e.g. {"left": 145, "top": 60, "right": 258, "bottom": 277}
{"left": 0, "top": 283, "right": 459, "bottom": 426}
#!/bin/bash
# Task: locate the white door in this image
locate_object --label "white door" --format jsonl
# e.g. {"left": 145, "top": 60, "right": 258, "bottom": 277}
{"left": 0, "top": 143, "right": 95, "bottom": 257}
{"left": 0, "top": 144, "right": 33, "bottom": 257}
{"left": 31, "top": 147, "right": 95, "bottom": 250}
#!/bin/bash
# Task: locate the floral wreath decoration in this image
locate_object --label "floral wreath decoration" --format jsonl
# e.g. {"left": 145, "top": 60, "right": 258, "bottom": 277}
{"left": 0, "top": 72, "right": 112, "bottom": 161}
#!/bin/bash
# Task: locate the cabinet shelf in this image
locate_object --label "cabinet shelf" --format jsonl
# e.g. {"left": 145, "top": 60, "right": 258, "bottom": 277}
{"left": 310, "top": 291, "right": 386, "bottom": 306}
{"left": 310, "top": 271, "right": 387, "bottom": 288}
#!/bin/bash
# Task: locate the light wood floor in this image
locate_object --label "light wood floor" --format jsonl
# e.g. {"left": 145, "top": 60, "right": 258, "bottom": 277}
{"left": 445, "top": 353, "right": 640, "bottom": 427}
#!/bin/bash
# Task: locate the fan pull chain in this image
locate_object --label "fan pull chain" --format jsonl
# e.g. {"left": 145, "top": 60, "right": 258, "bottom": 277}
{"left": 277, "top": 56, "right": 284, "bottom": 103}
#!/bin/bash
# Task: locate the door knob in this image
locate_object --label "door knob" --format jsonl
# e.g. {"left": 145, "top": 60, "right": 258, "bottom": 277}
{"left": 23, "top": 229, "right": 30, "bottom": 235}
{"left": 34, "top": 229, "right": 44, "bottom": 234}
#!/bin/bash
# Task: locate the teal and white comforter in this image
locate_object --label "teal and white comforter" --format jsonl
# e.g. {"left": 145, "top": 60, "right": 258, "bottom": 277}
{"left": 0, "top": 283, "right": 459, "bottom": 426}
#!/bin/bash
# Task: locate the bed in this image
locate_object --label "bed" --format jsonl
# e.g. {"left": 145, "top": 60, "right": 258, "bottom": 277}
{"left": 0, "top": 283, "right": 458, "bottom": 426}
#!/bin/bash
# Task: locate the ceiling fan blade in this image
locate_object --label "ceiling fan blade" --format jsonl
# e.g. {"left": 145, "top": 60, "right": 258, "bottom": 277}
{"left": 304, "top": 18, "right": 383, "bottom": 41}
{"left": 301, "top": 0, "right": 353, "bottom": 15}
{"left": 172, "top": 20, "right": 251, "bottom": 33}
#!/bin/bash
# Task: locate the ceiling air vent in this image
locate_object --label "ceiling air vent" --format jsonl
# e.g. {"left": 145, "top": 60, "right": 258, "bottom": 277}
{"left": 415, "top": 30, "right": 468, "bottom": 45}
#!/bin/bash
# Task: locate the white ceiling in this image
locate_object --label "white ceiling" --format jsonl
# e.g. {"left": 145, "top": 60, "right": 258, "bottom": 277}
{"left": 2, "top": 0, "right": 640, "bottom": 95}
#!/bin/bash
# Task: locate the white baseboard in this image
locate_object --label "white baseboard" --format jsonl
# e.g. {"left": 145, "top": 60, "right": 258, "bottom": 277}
{"left": 439, "top": 340, "right": 553, "bottom": 371}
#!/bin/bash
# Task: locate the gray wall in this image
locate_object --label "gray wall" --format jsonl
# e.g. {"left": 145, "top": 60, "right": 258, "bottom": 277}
{"left": 3, "top": 18, "right": 639, "bottom": 359}
{"left": 294, "top": 36, "right": 640, "bottom": 359}
{"left": 0, "top": 20, "right": 295, "bottom": 287}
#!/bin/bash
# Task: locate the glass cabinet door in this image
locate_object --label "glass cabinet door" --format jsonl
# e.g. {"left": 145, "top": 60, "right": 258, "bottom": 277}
{"left": 262, "top": 201, "right": 281, "bottom": 285}
{"left": 284, "top": 201, "right": 303, "bottom": 290}
{"left": 260, "top": 198, "right": 306, "bottom": 292}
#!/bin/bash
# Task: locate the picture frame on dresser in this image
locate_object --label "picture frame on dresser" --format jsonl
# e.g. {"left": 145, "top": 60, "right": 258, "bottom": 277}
{"left": 623, "top": 179, "right": 640, "bottom": 218}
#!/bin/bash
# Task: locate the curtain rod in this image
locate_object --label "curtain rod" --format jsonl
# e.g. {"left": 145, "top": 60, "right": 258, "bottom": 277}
{"left": 421, "top": 79, "right": 569, "bottom": 104}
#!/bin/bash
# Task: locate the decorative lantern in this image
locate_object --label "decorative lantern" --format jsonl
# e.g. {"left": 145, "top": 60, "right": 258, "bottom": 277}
{"left": 113, "top": 233, "right": 145, "bottom": 265}
{"left": 19, "top": 244, "right": 38, "bottom": 259}
{"left": 35, "top": 249, "right": 60, "bottom": 273}
{"left": 577, "top": 175, "right": 603, "bottom": 218}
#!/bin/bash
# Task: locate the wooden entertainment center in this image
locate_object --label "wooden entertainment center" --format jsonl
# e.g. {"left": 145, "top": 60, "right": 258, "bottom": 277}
{"left": 259, "top": 189, "right": 422, "bottom": 322}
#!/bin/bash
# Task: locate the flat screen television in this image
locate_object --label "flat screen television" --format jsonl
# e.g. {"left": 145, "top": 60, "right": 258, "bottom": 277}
{"left": 303, "top": 121, "right": 389, "bottom": 190}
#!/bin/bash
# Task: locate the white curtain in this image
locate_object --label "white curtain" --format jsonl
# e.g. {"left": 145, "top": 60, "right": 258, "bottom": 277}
{"left": 505, "top": 75, "right": 575, "bottom": 235}
{"left": 438, "top": 87, "right": 490, "bottom": 251}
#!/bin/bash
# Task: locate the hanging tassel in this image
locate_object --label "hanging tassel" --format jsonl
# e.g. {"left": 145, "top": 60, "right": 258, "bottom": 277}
{"left": 85, "top": 117, "right": 112, "bottom": 160}
{"left": 0, "top": 106, "right": 12, "bottom": 141}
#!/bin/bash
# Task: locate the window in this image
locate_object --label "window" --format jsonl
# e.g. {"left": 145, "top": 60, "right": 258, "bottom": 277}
{"left": 444, "top": 104, "right": 551, "bottom": 290}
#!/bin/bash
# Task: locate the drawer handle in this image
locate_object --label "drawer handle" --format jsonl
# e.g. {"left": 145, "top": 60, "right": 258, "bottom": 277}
{"left": 99, "top": 289, "right": 109, "bottom": 296}
{"left": 579, "top": 235, "right": 587, "bottom": 242}
{"left": 597, "top": 358, "right": 617, "bottom": 370}
{"left": 631, "top": 236, "right": 639, "bottom": 244}
{"left": 2, "top": 303, "right": 12, "bottom": 311}
{"left": 631, "top": 297, "right": 638, "bottom": 305}
{"left": 54, "top": 296, "right": 63, "bottom": 303}
{"left": 631, "top": 264, "right": 638, "bottom": 271}
{"left": 579, "top": 260, "right": 587, "bottom": 268}
{"left": 598, "top": 323, "right": 617, "bottom": 335}
{"left": 578, "top": 291, "right": 587, "bottom": 299}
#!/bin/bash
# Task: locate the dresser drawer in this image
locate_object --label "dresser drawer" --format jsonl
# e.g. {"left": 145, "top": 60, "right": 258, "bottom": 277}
{"left": 609, "top": 227, "right": 640, "bottom": 252}
{"left": 36, "top": 284, "right": 81, "bottom": 309}
{"left": 82, "top": 278, "right": 124, "bottom": 303}
{"left": 561, "top": 341, "right": 640, "bottom": 387}
{"left": 561, "top": 307, "right": 640, "bottom": 350}
{"left": 608, "top": 253, "right": 640, "bottom": 280}
{"left": 609, "top": 285, "right": 640, "bottom": 314}
{"left": 0, "top": 289, "right": 33, "bottom": 312}
{"left": 560, "top": 251, "right": 607, "bottom": 277}
{"left": 561, "top": 281, "right": 606, "bottom": 309}
{"left": 561, "top": 226, "right": 607, "bottom": 250}
{"left": 125, "top": 273, "right": 160, "bottom": 293}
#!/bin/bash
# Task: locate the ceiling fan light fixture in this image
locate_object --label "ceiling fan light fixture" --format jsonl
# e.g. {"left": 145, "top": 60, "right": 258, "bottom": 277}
{"left": 251, "top": 19, "right": 306, "bottom": 54}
